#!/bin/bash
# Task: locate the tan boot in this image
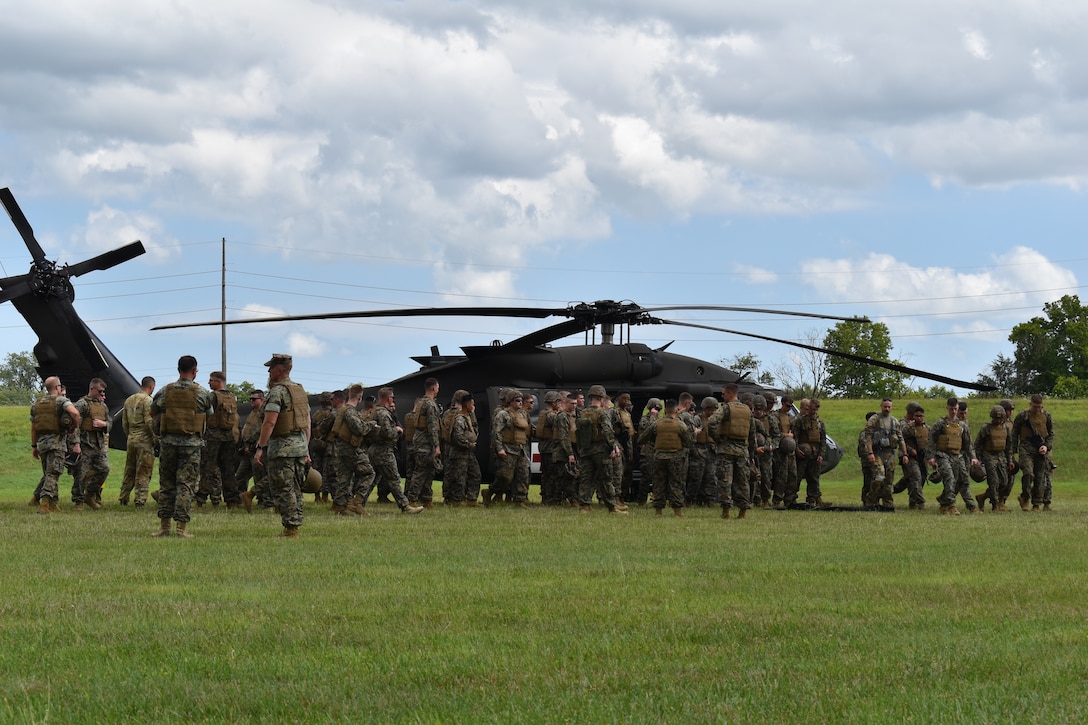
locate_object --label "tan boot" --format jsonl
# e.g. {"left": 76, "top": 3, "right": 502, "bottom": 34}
{"left": 241, "top": 489, "right": 255, "bottom": 513}
{"left": 279, "top": 525, "right": 300, "bottom": 538}
{"left": 86, "top": 496, "right": 101, "bottom": 511}
{"left": 346, "top": 495, "right": 369, "bottom": 516}
{"left": 673, "top": 507, "right": 684, "bottom": 517}
{"left": 175, "top": 521, "right": 193, "bottom": 539}
{"left": 151, "top": 518, "right": 172, "bottom": 537}
{"left": 737, "top": 508, "right": 748, "bottom": 520}
{"left": 995, "top": 499, "right": 1010, "bottom": 512}
{"left": 1018, "top": 493, "right": 1030, "bottom": 511}
{"left": 37, "top": 501, "right": 50, "bottom": 515}
{"left": 331, "top": 504, "right": 347, "bottom": 515}
{"left": 48, "top": 498, "right": 60, "bottom": 512}
{"left": 721, "top": 506, "right": 731, "bottom": 519}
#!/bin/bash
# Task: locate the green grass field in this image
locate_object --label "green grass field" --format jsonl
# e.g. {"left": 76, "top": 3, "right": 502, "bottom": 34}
{"left": 2, "top": 401, "right": 1086, "bottom": 723}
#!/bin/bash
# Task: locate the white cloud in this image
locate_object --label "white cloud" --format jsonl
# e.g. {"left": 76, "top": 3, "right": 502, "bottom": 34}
{"left": 287, "top": 331, "right": 327, "bottom": 358}
{"left": 80, "top": 206, "right": 180, "bottom": 264}
{"left": 961, "top": 29, "right": 992, "bottom": 61}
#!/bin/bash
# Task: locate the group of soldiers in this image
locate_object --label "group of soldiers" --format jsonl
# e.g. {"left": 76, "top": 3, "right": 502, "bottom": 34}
{"left": 857, "top": 395, "right": 1055, "bottom": 515}
{"left": 29, "top": 357, "right": 1059, "bottom": 534}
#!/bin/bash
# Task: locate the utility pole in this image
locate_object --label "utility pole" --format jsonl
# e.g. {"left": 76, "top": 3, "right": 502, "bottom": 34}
{"left": 221, "top": 236, "right": 227, "bottom": 376}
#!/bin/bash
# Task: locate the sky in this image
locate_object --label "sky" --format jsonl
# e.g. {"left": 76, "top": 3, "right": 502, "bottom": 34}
{"left": 2, "top": 0, "right": 1087, "bottom": 396}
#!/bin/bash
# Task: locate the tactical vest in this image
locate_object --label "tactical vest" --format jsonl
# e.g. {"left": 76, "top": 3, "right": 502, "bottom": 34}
{"left": 403, "top": 403, "right": 421, "bottom": 441}
{"left": 537, "top": 410, "right": 555, "bottom": 441}
{"left": 910, "top": 423, "right": 928, "bottom": 451}
{"left": 655, "top": 417, "right": 683, "bottom": 452}
{"left": 1020, "top": 409, "right": 1048, "bottom": 440}
{"left": 161, "top": 384, "right": 206, "bottom": 436}
{"left": 937, "top": 420, "right": 963, "bottom": 454}
{"left": 695, "top": 418, "right": 709, "bottom": 444}
{"left": 79, "top": 399, "right": 109, "bottom": 432}
{"left": 717, "top": 400, "right": 751, "bottom": 440}
{"left": 800, "top": 417, "right": 822, "bottom": 444}
{"left": 270, "top": 381, "right": 310, "bottom": 436}
{"left": 577, "top": 407, "right": 604, "bottom": 450}
{"left": 871, "top": 414, "right": 899, "bottom": 449}
{"left": 985, "top": 423, "right": 1008, "bottom": 452}
{"left": 241, "top": 409, "right": 263, "bottom": 442}
{"left": 331, "top": 407, "right": 364, "bottom": 448}
{"left": 778, "top": 410, "right": 792, "bottom": 436}
{"left": 501, "top": 411, "right": 530, "bottom": 445}
{"left": 33, "top": 396, "right": 62, "bottom": 434}
{"left": 208, "top": 390, "right": 239, "bottom": 430}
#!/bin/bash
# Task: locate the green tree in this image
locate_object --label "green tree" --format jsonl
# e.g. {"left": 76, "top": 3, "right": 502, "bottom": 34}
{"left": 1008, "top": 294, "right": 1088, "bottom": 395}
{"left": 225, "top": 381, "right": 259, "bottom": 400}
{"left": 974, "top": 353, "right": 1019, "bottom": 398}
{"left": 0, "top": 351, "right": 41, "bottom": 391}
{"left": 722, "top": 353, "right": 775, "bottom": 386}
{"left": 822, "top": 321, "right": 906, "bottom": 398}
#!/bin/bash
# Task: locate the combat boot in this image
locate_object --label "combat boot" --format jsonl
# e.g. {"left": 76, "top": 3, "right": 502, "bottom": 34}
{"left": 737, "top": 508, "right": 747, "bottom": 520}
{"left": 673, "top": 507, "right": 684, "bottom": 517}
{"left": 608, "top": 506, "right": 628, "bottom": 515}
{"left": 481, "top": 488, "right": 493, "bottom": 506}
{"left": 86, "top": 496, "right": 101, "bottom": 511}
{"left": 241, "top": 489, "right": 255, "bottom": 513}
{"left": 995, "top": 498, "right": 1010, "bottom": 512}
{"left": 175, "top": 521, "right": 193, "bottom": 539}
{"left": 37, "top": 500, "right": 50, "bottom": 515}
{"left": 48, "top": 498, "right": 60, "bottom": 512}
{"left": 346, "top": 495, "right": 369, "bottom": 516}
{"left": 976, "top": 493, "right": 988, "bottom": 510}
{"left": 279, "top": 525, "right": 300, "bottom": 539}
{"left": 579, "top": 505, "right": 592, "bottom": 514}
{"left": 1018, "top": 493, "right": 1030, "bottom": 511}
{"left": 151, "top": 518, "right": 172, "bottom": 537}
{"left": 721, "top": 506, "right": 731, "bottom": 519}
{"left": 949, "top": 505, "right": 961, "bottom": 516}
{"left": 151, "top": 490, "right": 160, "bottom": 503}
{"left": 331, "top": 503, "right": 348, "bottom": 515}
{"left": 1043, "top": 504, "right": 1053, "bottom": 511}
{"left": 401, "top": 503, "right": 424, "bottom": 514}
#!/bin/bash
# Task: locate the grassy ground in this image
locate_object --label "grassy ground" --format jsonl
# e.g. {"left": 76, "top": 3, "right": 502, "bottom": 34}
{"left": 2, "top": 402, "right": 1086, "bottom": 723}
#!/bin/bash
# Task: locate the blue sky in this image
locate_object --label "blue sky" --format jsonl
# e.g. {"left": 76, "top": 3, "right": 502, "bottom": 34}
{"left": 2, "top": 1, "right": 1086, "bottom": 395}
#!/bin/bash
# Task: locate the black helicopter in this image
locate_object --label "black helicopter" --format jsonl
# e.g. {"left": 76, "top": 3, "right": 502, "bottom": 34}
{"left": 152, "top": 299, "right": 996, "bottom": 479}
{"left": 1, "top": 187, "right": 145, "bottom": 430}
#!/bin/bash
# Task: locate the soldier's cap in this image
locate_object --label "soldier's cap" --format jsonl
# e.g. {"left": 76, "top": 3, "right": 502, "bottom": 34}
{"left": 587, "top": 384, "right": 607, "bottom": 398}
{"left": 264, "top": 353, "right": 292, "bottom": 367}
{"left": 543, "top": 391, "right": 561, "bottom": 404}
{"left": 700, "top": 396, "right": 719, "bottom": 410}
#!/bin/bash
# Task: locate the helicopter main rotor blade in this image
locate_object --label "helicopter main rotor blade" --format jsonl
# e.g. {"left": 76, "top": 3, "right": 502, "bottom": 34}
{"left": 0, "top": 188, "right": 48, "bottom": 264}
{"left": 640, "top": 305, "right": 870, "bottom": 324}
{"left": 0, "top": 275, "right": 33, "bottom": 305}
{"left": 151, "top": 305, "right": 567, "bottom": 331}
{"left": 66, "top": 241, "right": 146, "bottom": 277}
{"left": 657, "top": 317, "right": 996, "bottom": 392}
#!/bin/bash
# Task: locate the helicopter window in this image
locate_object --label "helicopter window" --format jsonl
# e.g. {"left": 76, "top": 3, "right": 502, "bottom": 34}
{"left": 696, "top": 366, "right": 704, "bottom": 375}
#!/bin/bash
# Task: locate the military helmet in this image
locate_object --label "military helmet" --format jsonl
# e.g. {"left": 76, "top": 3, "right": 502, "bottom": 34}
{"left": 969, "top": 462, "right": 987, "bottom": 483}
{"left": 646, "top": 397, "right": 663, "bottom": 410}
{"left": 990, "top": 405, "right": 1006, "bottom": 419}
{"left": 543, "top": 390, "right": 561, "bottom": 404}
{"left": 587, "top": 384, "right": 607, "bottom": 398}
{"left": 451, "top": 389, "right": 469, "bottom": 406}
{"left": 302, "top": 465, "right": 323, "bottom": 494}
{"left": 779, "top": 436, "right": 797, "bottom": 454}
{"left": 503, "top": 389, "right": 523, "bottom": 404}
{"left": 700, "top": 396, "right": 719, "bottom": 410}
{"left": 928, "top": 468, "right": 942, "bottom": 484}
{"left": 797, "top": 442, "right": 814, "bottom": 458}
{"left": 752, "top": 396, "right": 767, "bottom": 410}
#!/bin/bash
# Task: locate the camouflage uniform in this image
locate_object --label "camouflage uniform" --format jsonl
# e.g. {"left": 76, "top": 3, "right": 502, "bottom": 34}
{"left": 365, "top": 404, "right": 414, "bottom": 510}
{"left": 199, "top": 388, "right": 240, "bottom": 506}
{"left": 686, "top": 408, "right": 718, "bottom": 506}
{"left": 708, "top": 399, "right": 756, "bottom": 514}
{"left": 772, "top": 408, "right": 798, "bottom": 507}
{"left": 752, "top": 406, "right": 774, "bottom": 506}
{"left": 325, "top": 403, "right": 375, "bottom": 509}
{"left": 406, "top": 396, "right": 441, "bottom": 505}
{"left": 552, "top": 406, "right": 578, "bottom": 505}
{"left": 576, "top": 401, "right": 624, "bottom": 512}
{"left": 120, "top": 390, "right": 156, "bottom": 506}
{"left": 264, "top": 376, "right": 310, "bottom": 530}
{"left": 1011, "top": 404, "right": 1054, "bottom": 507}
{"left": 30, "top": 392, "right": 73, "bottom": 504}
{"left": 861, "top": 411, "right": 906, "bottom": 508}
{"left": 927, "top": 414, "right": 978, "bottom": 513}
{"left": 639, "top": 413, "right": 695, "bottom": 511}
{"left": 636, "top": 407, "right": 659, "bottom": 506}
{"left": 536, "top": 403, "right": 560, "bottom": 505}
{"left": 74, "top": 394, "right": 111, "bottom": 505}
{"left": 791, "top": 414, "right": 828, "bottom": 506}
{"left": 152, "top": 377, "right": 214, "bottom": 524}
{"left": 900, "top": 415, "right": 929, "bottom": 509}
{"left": 310, "top": 399, "right": 333, "bottom": 489}
{"left": 491, "top": 404, "right": 531, "bottom": 504}
{"left": 235, "top": 405, "right": 268, "bottom": 502}
{"left": 447, "top": 410, "right": 481, "bottom": 503}
{"left": 975, "top": 411, "right": 1014, "bottom": 511}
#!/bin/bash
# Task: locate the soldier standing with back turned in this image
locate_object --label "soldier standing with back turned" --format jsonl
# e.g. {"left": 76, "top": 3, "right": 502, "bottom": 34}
{"left": 119, "top": 376, "right": 156, "bottom": 508}
{"left": 30, "top": 376, "right": 81, "bottom": 514}
{"left": 253, "top": 353, "right": 311, "bottom": 538}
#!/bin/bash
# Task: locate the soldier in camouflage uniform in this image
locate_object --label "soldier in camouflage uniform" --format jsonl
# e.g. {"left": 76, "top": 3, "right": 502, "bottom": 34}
{"left": 708, "top": 383, "right": 756, "bottom": 519}
{"left": 636, "top": 398, "right": 663, "bottom": 506}
{"left": 446, "top": 392, "right": 482, "bottom": 505}
{"left": 686, "top": 397, "right": 718, "bottom": 506}
{"left": 791, "top": 399, "right": 831, "bottom": 508}
{"left": 751, "top": 396, "right": 774, "bottom": 508}
{"left": 74, "top": 378, "right": 111, "bottom": 509}
{"left": 861, "top": 398, "right": 909, "bottom": 509}
{"left": 322, "top": 387, "right": 375, "bottom": 515}
{"left": 772, "top": 395, "right": 797, "bottom": 509}
{"left": 405, "top": 377, "right": 441, "bottom": 507}
{"left": 899, "top": 404, "right": 929, "bottom": 509}
{"left": 362, "top": 387, "right": 422, "bottom": 514}
{"left": 439, "top": 391, "right": 466, "bottom": 504}
{"left": 552, "top": 393, "right": 579, "bottom": 506}
{"left": 575, "top": 385, "right": 627, "bottom": 515}
{"left": 310, "top": 392, "right": 334, "bottom": 503}
{"left": 490, "top": 389, "right": 532, "bottom": 507}
{"left": 975, "top": 405, "right": 1015, "bottom": 512}
{"left": 926, "top": 398, "right": 981, "bottom": 515}
{"left": 119, "top": 376, "right": 157, "bottom": 508}
{"left": 151, "top": 356, "right": 215, "bottom": 537}
{"left": 1011, "top": 394, "right": 1055, "bottom": 511}
{"left": 615, "top": 393, "right": 637, "bottom": 503}
{"left": 30, "top": 376, "right": 81, "bottom": 513}
{"left": 536, "top": 391, "right": 562, "bottom": 505}
{"left": 238, "top": 390, "right": 269, "bottom": 511}
{"left": 639, "top": 399, "right": 695, "bottom": 515}
{"left": 253, "top": 354, "right": 311, "bottom": 537}
{"left": 198, "top": 371, "right": 240, "bottom": 508}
